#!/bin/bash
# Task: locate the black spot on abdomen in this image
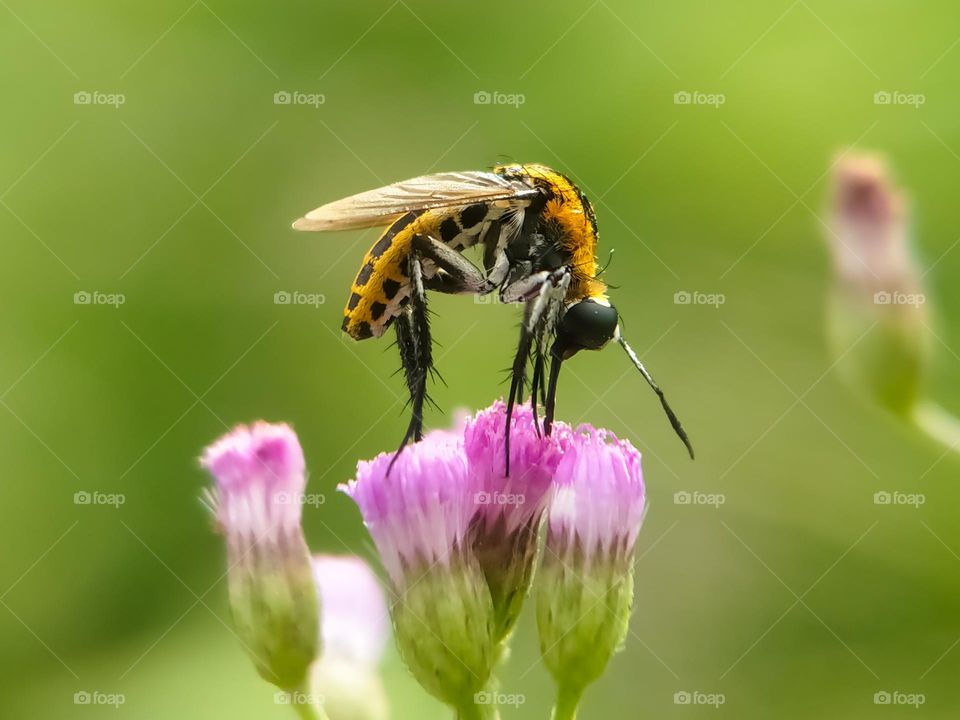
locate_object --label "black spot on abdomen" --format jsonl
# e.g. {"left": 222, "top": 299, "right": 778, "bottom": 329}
{"left": 355, "top": 263, "right": 374, "bottom": 287}
{"left": 439, "top": 217, "right": 460, "bottom": 243}
{"left": 460, "top": 203, "right": 486, "bottom": 229}
{"left": 370, "top": 301, "right": 386, "bottom": 320}
{"left": 370, "top": 212, "right": 417, "bottom": 259}
{"left": 382, "top": 278, "right": 401, "bottom": 300}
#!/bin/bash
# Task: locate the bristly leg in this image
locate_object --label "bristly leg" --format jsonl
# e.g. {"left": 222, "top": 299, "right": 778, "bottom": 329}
{"left": 503, "top": 267, "right": 570, "bottom": 474}
{"left": 529, "top": 345, "right": 546, "bottom": 437}
{"left": 543, "top": 341, "right": 564, "bottom": 435}
{"left": 389, "top": 247, "right": 433, "bottom": 473}
{"left": 504, "top": 303, "right": 535, "bottom": 476}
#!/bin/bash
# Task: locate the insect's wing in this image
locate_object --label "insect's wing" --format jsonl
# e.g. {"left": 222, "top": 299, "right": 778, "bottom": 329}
{"left": 292, "top": 171, "right": 538, "bottom": 232}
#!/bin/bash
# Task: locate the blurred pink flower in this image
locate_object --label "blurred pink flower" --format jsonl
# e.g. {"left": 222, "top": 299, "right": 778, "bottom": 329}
{"left": 311, "top": 554, "right": 388, "bottom": 667}
{"left": 828, "top": 152, "right": 916, "bottom": 287}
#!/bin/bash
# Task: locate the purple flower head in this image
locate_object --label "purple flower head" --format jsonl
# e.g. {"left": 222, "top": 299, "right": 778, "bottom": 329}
{"left": 199, "top": 422, "right": 319, "bottom": 692}
{"left": 537, "top": 424, "right": 646, "bottom": 714}
{"left": 311, "top": 554, "right": 389, "bottom": 668}
{"left": 464, "top": 400, "right": 564, "bottom": 533}
{"left": 339, "top": 429, "right": 475, "bottom": 590}
{"left": 201, "top": 421, "right": 307, "bottom": 536}
{"left": 340, "top": 427, "right": 500, "bottom": 712}
{"left": 547, "top": 424, "right": 646, "bottom": 563}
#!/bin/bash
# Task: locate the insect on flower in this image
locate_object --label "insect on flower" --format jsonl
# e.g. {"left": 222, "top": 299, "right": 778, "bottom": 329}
{"left": 293, "top": 163, "right": 694, "bottom": 470}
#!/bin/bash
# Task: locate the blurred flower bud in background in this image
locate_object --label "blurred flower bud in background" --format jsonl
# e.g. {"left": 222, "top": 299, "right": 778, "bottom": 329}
{"left": 825, "top": 153, "right": 930, "bottom": 416}
{"left": 311, "top": 555, "right": 390, "bottom": 720}
{"left": 200, "top": 422, "right": 320, "bottom": 696}
{"left": 825, "top": 153, "right": 960, "bottom": 451}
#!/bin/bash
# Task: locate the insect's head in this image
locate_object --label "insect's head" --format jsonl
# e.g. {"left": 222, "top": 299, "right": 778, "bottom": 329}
{"left": 551, "top": 297, "right": 696, "bottom": 460}
{"left": 554, "top": 298, "right": 619, "bottom": 359}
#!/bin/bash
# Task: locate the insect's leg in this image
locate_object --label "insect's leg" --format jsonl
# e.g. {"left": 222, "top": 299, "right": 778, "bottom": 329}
{"left": 529, "top": 345, "right": 545, "bottom": 437}
{"left": 544, "top": 340, "right": 564, "bottom": 435}
{"left": 500, "top": 270, "right": 550, "bottom": 304}
{"left": 480, "top": 219, "right": 510, "bottom": 287}
{"left": 412, "top": 234, "right": 491, "bottom": 295}
{"left": 503, "top": 268, "right": 570, "bottom": 470}
{"left": 393, "top": 306, "right": 418, "bottom": 423}
{"left": 389, "top": 244, "right": 433, "bottom": 472}
{"left": 504, "top": 300, "right": 536, "bottom": 476}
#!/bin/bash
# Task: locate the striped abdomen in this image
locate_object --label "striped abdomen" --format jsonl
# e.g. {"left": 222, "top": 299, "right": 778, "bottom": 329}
{"left": 341, "top": 203, "right": 503, "bottom": 340}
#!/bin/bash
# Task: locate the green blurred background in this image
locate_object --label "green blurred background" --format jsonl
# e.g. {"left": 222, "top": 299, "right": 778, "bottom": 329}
{"left": 2, "top": 1, "right": 960, "bottom": 717}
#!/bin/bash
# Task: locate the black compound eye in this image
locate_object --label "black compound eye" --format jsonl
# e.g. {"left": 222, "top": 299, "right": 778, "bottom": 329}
{"left": 558, "top": 300, "right": 618, "bottom": 351}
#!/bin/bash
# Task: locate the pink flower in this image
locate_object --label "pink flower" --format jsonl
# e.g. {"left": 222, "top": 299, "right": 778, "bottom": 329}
{"left": 547, "top": 424, "right": 646, "bottom": 565}
{"left": 200, "top": 422, "right": 319, "bottom": 692}
{"left": 338, "top": 430, "right": 475, "bottom": 590}
{"left": 463, "top": 401, "right": 566, "bottom": 639}
{"left": 339, "top": 429, "right": 497, "bottom": 713}
{"left": 311, "top": 555, "right": 389, "bottom": 667}
{"left": 464, "top": 400, "right": 563, "bottom": 534}
{"left": 311, "top": 555, "right": 391, "bottom": 720}
{"left": 828, "top": 152, "right": 915, "bottom": 287}
{"left": 536, "top": 424, "right": 646, "bottom": 717}
{"left": 202, "top": 421, "right": 307, "bottom": 537}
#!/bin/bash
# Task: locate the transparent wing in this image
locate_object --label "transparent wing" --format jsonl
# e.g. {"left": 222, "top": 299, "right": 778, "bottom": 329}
{"left": 292, "top": 171, "right": 538, "bottom": 232}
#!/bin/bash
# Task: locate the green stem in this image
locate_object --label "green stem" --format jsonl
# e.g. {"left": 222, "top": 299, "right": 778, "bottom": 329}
{"left": 552, "top": 684, "right": 583, "bottom": 720}
{"left": 454, "top": 689, "right": 501, "bottom": 720}
{"left": 454, "top": 704, "right": 499, "bottom": 720}
{"left": 287, "top": 682, "right": 330, "bottom": 720}
{"left": 912, "top": 401, "right": 960, "bottom": 455}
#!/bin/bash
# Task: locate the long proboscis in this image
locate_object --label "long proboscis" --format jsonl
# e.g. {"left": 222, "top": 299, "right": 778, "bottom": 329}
{"left": 618, "top": 336, "right": 695, "bottom": 459}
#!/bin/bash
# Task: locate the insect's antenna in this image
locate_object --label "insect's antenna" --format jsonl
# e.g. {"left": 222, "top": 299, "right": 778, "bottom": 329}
{"left": 617, "top": 334, "right": 695, "bottom": 459}
{"left": 595, "top": 248, "right": 615, "bottom": 278}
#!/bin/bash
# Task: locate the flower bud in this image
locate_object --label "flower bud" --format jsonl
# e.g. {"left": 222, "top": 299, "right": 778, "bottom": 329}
{"left": 464, "top": 401, "right": 563, "bottom": 641}
{"left": 536, "top": 425, "right": 645, "bottom": 719}
{"left": 339, "top": 432, "right": 498, "bottom": 717}
{"left": 200, "top": 422, "right": 319, "bottom": 692}
{"left": 825, "top": 152, "right": 930, "bottom": 416}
